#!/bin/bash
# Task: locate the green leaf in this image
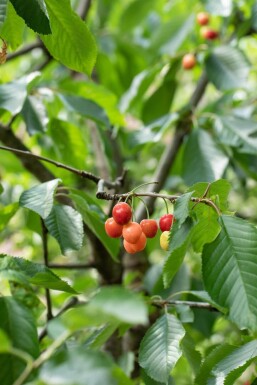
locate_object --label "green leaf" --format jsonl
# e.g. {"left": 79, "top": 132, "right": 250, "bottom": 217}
{"left": 44, "top": 205, "right": 83, "bottom": 254}
{"left": 0, "top": 183, "right": 3, "bottom": 194}
{"left": 0, "top": 2, "right": 25, "bottom": 49}
{"left": 48, "top": 119, "right": 89, "bottom": 170}
{"left": 202, "top": 341, "right": 257, "bottom": 385}
{"left": 150, "top": 13, "right": 194, "bottom": 55}
{"left": 0, "top": 203, "right": 19, "bottom": 231}
{"left": 10, "top": 0, "right": 51, "bottom": 34}
{"left": 203, "top": 0, "right": 233, "bottom": 16}
{"left": 41, "top": 0, "right": 97, "bottom": 75}
{"left": 21, "top": 95, "right": 48, "bottom": 135}
{"left": 119, "top": 0, "right": 157, "bottom": 32}
{"left": 59, "top": 94, "right": 110, "bottom": 127}
{"left": 174, "top": 191, "right": 194, "bottom": 226}
{"left": 217, "top": 116, "right": 257, "bottom": 155}
{"left": 90, "top": 286, "right": 148, "bottom": 326}
{"left": 0, "top": 0, "right": 8, "bottom": 28}
{"left": 0, "top": 72, "right": 40, "bottom": 114}
{"left": 139, "top": 314, "right": 185, "bottom": 383}
{"left": 0, "top": 254, "right": 77, "bottom": 293}
{"left": 202, "top": 215, "right": 257, "bottom": 330}
{"left": 19, "top": 179, "right": 61, "bottom": 219}
{"left": 181, "top": 333, "right": 201, "bottom": 375}
{"left": 39, "top": 347, "right": 133, "bottom": 385}
{"left": 0, "top": 297, "right": 39, "bottom": 385}
{"left": 195, "top": 344, "right": 236, "bottom": 385}
{"left": 205, "top": 46, "right": 251, "bottom": 91}
{"left": 70, "top": 192, "right": 120, "bottom": 261}
{"left": 85, "top": 324, "right": 118, "bottom": 349}
{"left": 183, "top": 129, "right": 229, "bottom": 185}
{"left": 0, "top": 330, "right": 11, "bottom": 353}
{"left": 163, "top": 218, "right": 195, "bottom": 288}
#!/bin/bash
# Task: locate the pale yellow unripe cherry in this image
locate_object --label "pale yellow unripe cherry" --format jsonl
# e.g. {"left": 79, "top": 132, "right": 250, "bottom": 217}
{"left": 160, "top": 231, "right": 170, "bottom": 251}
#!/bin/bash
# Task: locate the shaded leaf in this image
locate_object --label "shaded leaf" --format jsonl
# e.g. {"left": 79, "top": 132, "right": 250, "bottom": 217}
{"left": 70, "top": 192, "right": 120, "bottom": 261}
{"left": 0, "top": 2, "right": 25, "bottom": 49}
{"left": 39, "top": 347, "right": 133, "bottom": 385}
{"left": 205, "top": 46, "right": 250, "bottom": 91}
{"left": 19, "top": 179, "right": 61, "bottom": 219}
{"left": 21, "top": 95, "right": 48, "bottom": 135}
{"left": 174, "top": 191, "right": 194, "bottom": 226}
{"left": 163, "top": 218, "right": 195, "bottom": 287}
{"left": 181, "top": 333, "right": 201, "bottom": 375}
{"left": 44, "top": 205, "right": 83, "bottom": 254}
{"left": 0, "top": 297, "right": 39, "bottom": 385}
{"left": 0, "top": 0, "right": 8, "bottom": 28}
{"left": 139, "top": 314, "right": 185, "bottom": 383}
{"left": 203, "top": 215, "right": 257, "bottom": 330}
{"left": 0, "top": 203, "right": 19, "bottom": 231}
{"left": 217, "top": 116, "right": 257, "bottom": 155}
{"left": 90, "top": 286, "right": 148, "bottom": 326}
{"left": 41, "top": 0, "right": 97, "bottom": 75}
{"left": 183, "top": 129, "right": 229, "bottom": 185}
{"left": 59, "top": 94, "right": 110, "bottom": 127}
{"left": 10, "top": 0, "right": 51, "bottom": 34}
{"left": 195, "top": 344, "right": 236, "bottom": 385}
{"left": 0, "top": 254, "right": 76, "bottom": 293}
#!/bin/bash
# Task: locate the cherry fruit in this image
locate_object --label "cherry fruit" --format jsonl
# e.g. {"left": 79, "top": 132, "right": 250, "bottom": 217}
{"left": 196, "top": 12, "right": 209, "bottom": 26}
{"left": 122, "top": 222, "right": 142, "bottom": 244}
{"left": 160, "top": 231, "right": 170, "bottom": 251}
{"left": 105, "top": 217, "right": 123, "bottom": 238}
{"left": 140, "top": 219, "right": 158, "bottom": 238}
{"left": 159, "top": 214, "right": 174, "bottom": 232}
{"left": 201, "top": 27, "right": 219, "bottom": 40}
{"left": 124, "top": 232, "right": 147, "bottom": 254}
{"left": 182, "top": 54, "right": 196, "bottom": 70}
{"left": 112, "top": 202, "right": 132, "bottom": 225}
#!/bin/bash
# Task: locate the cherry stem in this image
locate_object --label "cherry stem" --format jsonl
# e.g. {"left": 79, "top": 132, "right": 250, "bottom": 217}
{"left": 162, "top": 198, "right": 169, "bottom": 215}
{"left": 136, "top": 197, "right": 149, "bottom": 219}
{"left": 131, "top": 181, "right": 158, "bottom": 193}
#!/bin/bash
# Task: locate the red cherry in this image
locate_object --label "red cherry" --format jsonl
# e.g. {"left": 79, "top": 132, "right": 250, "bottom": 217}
{"left": 112, "top": 202, "right": 132, "bottom": 225}
{"left": 182, "top": 54, "right": 196, "bottom": 70}
{"left": 196, "top": 12, "right": 209, "bottom": 26}
{"left": 140, "top": 219, "right": 158, "bottom": 238}
{"left": 123, "top": 239, "right": 137, "bottom": 254}
{"left": 124, "top": 233, "right": 147, "bottom": 254}
{"left": 159, "top": 214, "right": 174, "bottom": 232}
{"left": 122, "top": 222, "right": 142, "bottom": 244}
{"left": 104, "top": 217, "right": 123, "bottom": 238}
{"left": 200, "top": 27, "right": 219, "bottom": 40}
{"left": 133, "top": 232, "right": 147, "bottom": 252}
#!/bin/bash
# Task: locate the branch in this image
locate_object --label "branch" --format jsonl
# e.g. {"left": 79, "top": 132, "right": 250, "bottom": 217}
{"left": 151, "top": 299, "right": 219, "bottom": 311}
{"left": 0, "top": 144, "right": 118, "bottom": 188}
{"left": 48, "top": 262, "right": 96, "bottom": 269}
{"left": 96, "top": 190, "right": 221, "bottom": 216}
{"left": 41, "top": 219, "right": 53, "bottom": 321}
{"left": 7, "top": 41, "right": 42, "bottom": 61}
{"left": 77, "top": 0, "right": 92, "bottom": 19}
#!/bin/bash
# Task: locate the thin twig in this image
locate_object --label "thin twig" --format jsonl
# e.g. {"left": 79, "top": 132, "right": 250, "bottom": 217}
{"left": 0, "top": 144, "right": 117, "bottom": 187}
{"left": 7, "top": 41, "right": 42, "bottom": 61}
{"left": 48, "top": 262, "right": 96, "bottom": 269}
{"left": 39, "top": 297, "right": 79, "bottom": 341}
{"left": 151, "top": 299, "right": 218, "bottom": 311}
{"left": 41, "top": 219, "right": 53, "bottom": 321}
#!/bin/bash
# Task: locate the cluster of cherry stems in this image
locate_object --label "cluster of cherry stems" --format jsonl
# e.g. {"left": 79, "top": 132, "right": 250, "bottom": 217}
{"left": 105, "top": 202, "right": 175, "bottom": 254}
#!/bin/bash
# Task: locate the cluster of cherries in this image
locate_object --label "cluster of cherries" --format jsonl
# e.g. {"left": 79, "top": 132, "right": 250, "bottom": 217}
{"left": 105, "top": 202, "right": 174, "bottom": 254}
{"left": 182, "top": 11, "right": 219, "bottom": 70}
